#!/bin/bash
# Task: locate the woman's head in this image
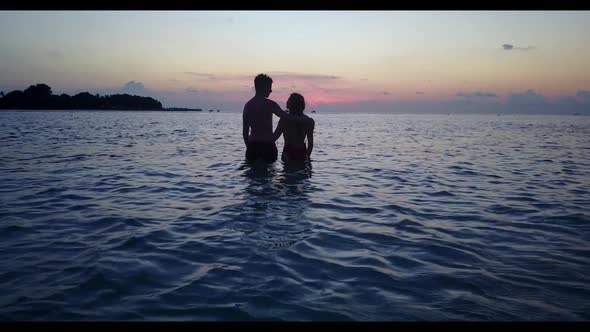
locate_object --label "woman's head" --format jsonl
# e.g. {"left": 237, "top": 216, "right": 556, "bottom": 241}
{"left": 287, "top": 93, "right": 305, "bottom": 115}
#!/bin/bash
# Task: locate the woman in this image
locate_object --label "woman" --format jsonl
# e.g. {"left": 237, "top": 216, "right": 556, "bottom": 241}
{"left": 272, "top": 93, "right": 315, "bottom": 162}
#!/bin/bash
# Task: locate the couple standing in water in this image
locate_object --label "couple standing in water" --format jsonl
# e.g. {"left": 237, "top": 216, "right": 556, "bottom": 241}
{"left": 242, "top": 74, "right": 315, "bottom": 163}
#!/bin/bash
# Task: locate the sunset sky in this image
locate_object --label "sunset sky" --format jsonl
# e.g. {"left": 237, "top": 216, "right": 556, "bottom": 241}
{"left": 1, "top": 11, "right": 589, "bottom": 113}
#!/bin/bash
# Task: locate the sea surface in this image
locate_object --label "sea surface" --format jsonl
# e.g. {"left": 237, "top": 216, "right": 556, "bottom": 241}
{"left": 0, "top": 111, "right": 589, "bottom": 321}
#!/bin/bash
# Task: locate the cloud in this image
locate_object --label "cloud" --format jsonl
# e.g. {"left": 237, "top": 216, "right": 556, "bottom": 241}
{"left": 309, "top": 87, "right": 590, "bottom": 115}
{"left": 506, "top": 89, "right": 547, "bottom": 105}
{"left": 181, "top": 72, "right": 345, "bottom": 91}
{"left": 87, "top": 81, "right": 590, "bottom": 115}
{"left": 312, "top": 92, "right": 589, "bottom": 115}
{"left": 502, "top": 44, "right": 536, "bottom": 51}
{"left": 184, "top": 72, "right": 218, "bottom": 79}
{"left": 155, "top": 87, "right": 249, "bottom": 111}
{"left": 118, "top": 81, "right": 150, "bottom": 96}
{"left": 554, "top": 96, "right": 579, "bottom": 109}
{"left": 381, "top": 92, "right": 391, "bottom": 96}
{"left": 183, "top": 71, "right": 341, "bottom": 82}
{"left": 267, "top": 72, "right": 341, "bottom": 81}
{"left": 456, "top": 91, "right": 498, "bottom": 98}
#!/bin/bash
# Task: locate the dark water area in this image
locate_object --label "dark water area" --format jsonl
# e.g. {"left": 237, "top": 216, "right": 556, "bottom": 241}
{"left": 0, "top": 111, "right": 589, "bottom": 320}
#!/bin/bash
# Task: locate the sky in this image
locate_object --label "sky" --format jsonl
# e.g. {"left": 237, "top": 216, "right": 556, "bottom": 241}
{"left": 1, "top": 11, "right": 590, "bottom": 113}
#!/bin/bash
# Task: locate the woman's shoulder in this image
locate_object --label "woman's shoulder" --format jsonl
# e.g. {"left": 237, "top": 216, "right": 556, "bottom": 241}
{"left": 303, "top": 115, "right": 315, "bottom": 128}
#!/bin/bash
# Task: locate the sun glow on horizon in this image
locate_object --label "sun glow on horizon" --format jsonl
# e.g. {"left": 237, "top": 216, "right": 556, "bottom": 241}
{"left": 1, "top": 11, "right": 589, "bottom": 113}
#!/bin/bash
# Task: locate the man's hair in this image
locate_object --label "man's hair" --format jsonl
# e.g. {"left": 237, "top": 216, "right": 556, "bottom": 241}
{"left": 254, "top": 74, "right": 273, "bottom": 93}
{"left": 288, "top": 93, "right": 305, "bottom": 115}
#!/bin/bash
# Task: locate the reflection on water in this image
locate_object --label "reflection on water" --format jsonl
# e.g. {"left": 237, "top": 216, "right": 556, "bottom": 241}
{"left": 277, "top": 161, "right": 313, "bottom": 187}
{"left": 235, "top": 160, "right": 315, "bottom": 252}
{"left": 239, "top": 159, "right": 314, "bottom": 202}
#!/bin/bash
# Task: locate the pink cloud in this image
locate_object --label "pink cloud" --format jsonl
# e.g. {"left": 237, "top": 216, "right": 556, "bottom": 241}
{"left": 178, "top": 71, "right": 385, "bottom": 107}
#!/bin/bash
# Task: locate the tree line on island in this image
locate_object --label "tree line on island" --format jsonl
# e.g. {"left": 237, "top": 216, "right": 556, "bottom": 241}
{"left": 0, "top": 83, "right": 163, "bottom": 110}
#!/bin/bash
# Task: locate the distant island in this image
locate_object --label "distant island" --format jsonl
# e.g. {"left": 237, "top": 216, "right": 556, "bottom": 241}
{"left": 0, "top": 83, "right": 163, "bottom": 110}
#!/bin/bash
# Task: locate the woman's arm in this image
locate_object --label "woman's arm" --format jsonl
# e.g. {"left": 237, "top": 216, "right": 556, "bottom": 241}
{"left": 306, "top": 119, "right": 315, "bottom": 158}
{"left": 242, "top": 106, "right": 249, "bottom": 147}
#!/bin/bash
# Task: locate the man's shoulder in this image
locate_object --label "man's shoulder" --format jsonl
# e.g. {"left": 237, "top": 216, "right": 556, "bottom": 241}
{"left": 244, "top": 97, "right": 256, "bottom": 108}
{"left": 264, "top": 98, "right": 280, "bottom": 107}
{"left": 245, "top": 97, "right": 278, "bottom": 108}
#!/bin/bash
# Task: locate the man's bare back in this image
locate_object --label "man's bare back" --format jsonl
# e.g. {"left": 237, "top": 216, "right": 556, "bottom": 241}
{"left": 243, "top": 96, "right": 280, "bottom": 144}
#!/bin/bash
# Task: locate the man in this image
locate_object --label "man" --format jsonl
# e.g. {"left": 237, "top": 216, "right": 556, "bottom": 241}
{"left": 243, "top": 73, "right": 313, "bottom": 162}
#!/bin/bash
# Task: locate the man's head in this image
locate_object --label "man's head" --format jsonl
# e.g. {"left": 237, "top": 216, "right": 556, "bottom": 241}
{"left": 254, "top": 74, "right": 273, "bottom": 97}
{"left": 287, "top": 93, "right": 305, "bottom": 115}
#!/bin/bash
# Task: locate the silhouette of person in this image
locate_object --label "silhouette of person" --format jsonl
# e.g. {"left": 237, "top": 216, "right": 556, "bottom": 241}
{"left": 243, "top": 74, "right": 314, "bottom": 162}
{"left": 272, "top": 93, "right": 315, "bottom": 163}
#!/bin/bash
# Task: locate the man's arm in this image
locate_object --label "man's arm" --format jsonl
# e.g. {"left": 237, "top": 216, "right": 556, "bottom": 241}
{"left": 272, "top": 119, "right": 284, "bottom": 142}
{"left": 268, "top": 100, "right": 314, "bottom": 126}
{"left": 242, "top": 106, "right": 249, "bottom": 147}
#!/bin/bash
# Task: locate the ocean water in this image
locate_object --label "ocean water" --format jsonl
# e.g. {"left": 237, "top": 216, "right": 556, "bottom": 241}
{"left": 0, "top": 111, "right": 589, "bottom": 321}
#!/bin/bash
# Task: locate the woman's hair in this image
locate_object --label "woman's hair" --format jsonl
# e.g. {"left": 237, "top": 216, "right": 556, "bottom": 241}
{"left": 287, "top": 93, "right": 305, "bottom": 115}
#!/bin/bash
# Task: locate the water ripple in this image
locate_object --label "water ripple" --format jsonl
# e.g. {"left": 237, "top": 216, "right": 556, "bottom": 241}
{"left": 0, "top": 112, "right": 589, "bottom": 320}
